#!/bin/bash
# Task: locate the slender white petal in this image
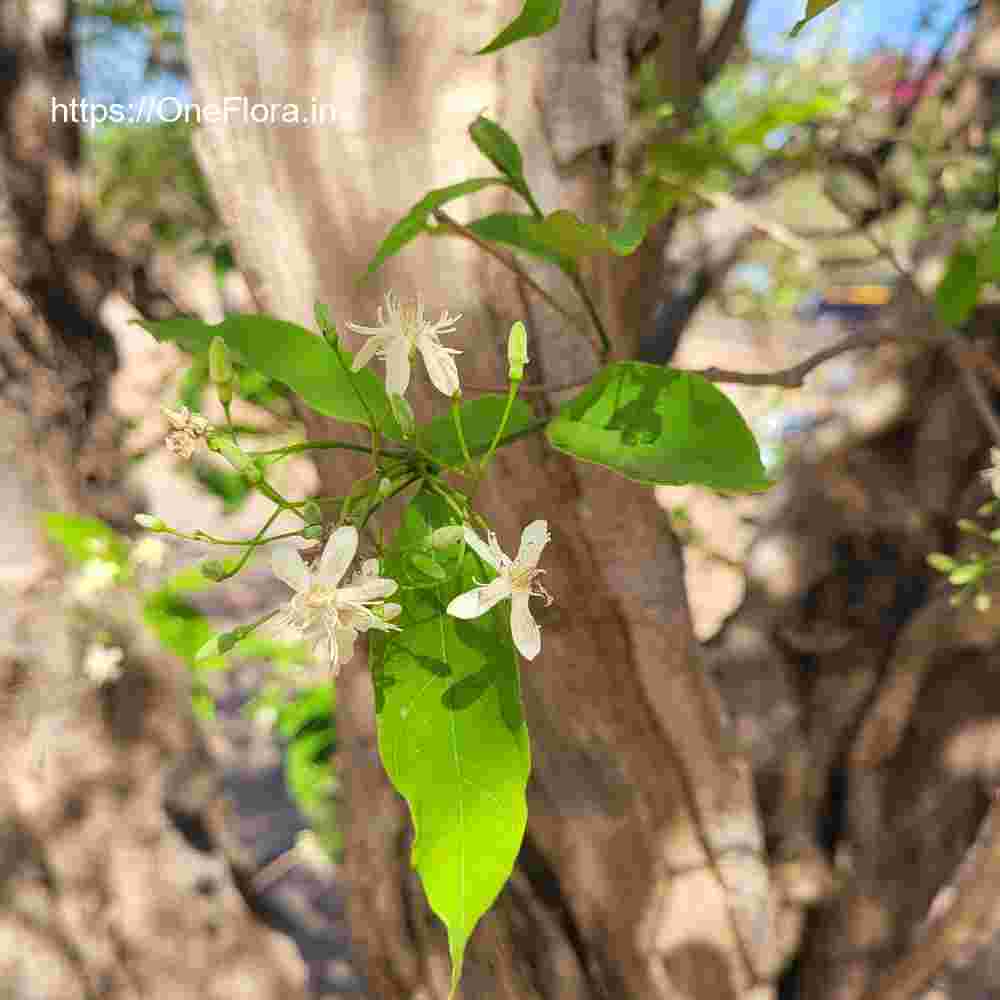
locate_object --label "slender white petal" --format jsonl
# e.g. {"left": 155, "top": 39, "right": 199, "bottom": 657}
{"left": 515, "top": 520, "right": 550, "bottom": 570}
{"left": 447, "top": 576, "right": 512, "bottom": 619}
{"left": 338, "top": 577, "right": 398, "bottom": 603}
{"left": 333, "top": 628, "right": 357, "bottom": 671}
{"left": 510, "top": 592, "right": 542, "bottom": 660}
{"left": 462, "top": 526, "right": 499, "bottom": 570}
{"left": 317, "top": 526, "right": 358, "bottom": 586}
{"left": 350, "top": 334, "right": 383, "bottom": 372}
{"left": 383, "top": 603, "right": 402, "bottom": 621}
{"left": 272, "top": 546, "right": 310, "bottom": 593}
{"left": 417, "top": 336, "right": 461, "bottom": 397}
{"left": 384, "top": 337, "right": 412, "bottom": 397}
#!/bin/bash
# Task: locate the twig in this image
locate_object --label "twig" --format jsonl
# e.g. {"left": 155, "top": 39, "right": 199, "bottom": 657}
{"left": 700, "top": 0, "right": 752, "bottom": 85}
{"left": 430, "top": 209, "right": 595, "bottom": 346}
{"left": 860, "top": 789, "right": 1000, "bottom": 1000}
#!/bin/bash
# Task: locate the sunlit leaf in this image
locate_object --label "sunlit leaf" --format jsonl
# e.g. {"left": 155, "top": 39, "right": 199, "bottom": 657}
{"left": 476, "top": 0, "right": 561, "bottom": 55}
{"left": 936, "top": 246, "right": 981, "bottom": 328}
{"left": 790, "top": 0, "right": 842, "bottom": 38}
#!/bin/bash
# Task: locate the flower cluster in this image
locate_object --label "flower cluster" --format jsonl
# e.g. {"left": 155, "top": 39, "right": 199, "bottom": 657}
{"left": 162, "top": 404, "right": 210, "bottom": 460}
{"left": 270, "top": 526, "right": 401, "bottom": 677}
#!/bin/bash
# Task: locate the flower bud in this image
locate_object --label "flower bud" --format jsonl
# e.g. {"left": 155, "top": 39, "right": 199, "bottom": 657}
{"left": 430, "top": 525, "right": 465, "bottom": 549}
{"left": 926, "top": 552, "right": 956, "bottom": 573}
{"left": 134, "top": 513, "right": 166, "bottom": 532}
{"left": 301, "top": 524, "right": 324, "bottom": 539}
{"left": 209, "top": 336, "right": 233, "bottom": 386}
{"left": 302, "top": 501, "right": 324, "bottom": 524}
{"left": 378, "top": 477, "right": 394, "bottom": 498}
{"left": 389, "top": 393, "right": 415, "bottom": 438}
{"left": 200, "top": 559, "right": 228, "bottom": 582}
{"left": 507, "top": 320, "right": 529, "bottom": 381}
{"left": 209, "top": 436, "right": 262, "bottom": 483}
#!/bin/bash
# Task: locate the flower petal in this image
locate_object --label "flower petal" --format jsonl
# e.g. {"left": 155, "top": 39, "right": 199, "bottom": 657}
{"left": 272, "top": 546, "right": 310, "bottom": 592}
{"left": 384, "top": 337, "right": 412, "bottom": 397}
{"left": 338, "top": 576, "right": 398, "bottom": 603}
{"left": 350, "top": 333, "right": 383, "bottom": 372}
{"left": 317, "top": 525, "right": 358, "bottom": 586}
{"left": 333, "top": 627, "right": 358, "bottom": 672}
{"left": 417, "top": 336, "right": 461, "bottom": 397}
{"left": 463, "top": 526, "right": 500, "bottom": 570}
{"left": 510, "top": 591, "right": 541, "bottom": 660}
{"left": 446, "top": 576, "right": 511, "bottom": 619}
{"left": 515, "top": 520, "right": 550, "bottom": 570}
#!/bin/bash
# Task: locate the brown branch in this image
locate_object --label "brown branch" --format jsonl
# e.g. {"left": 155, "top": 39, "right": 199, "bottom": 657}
{"left": 700, "top": 0, "right": 751, "bottom": 85}
{"left": 860, "top": 789, "right": 1000, "bottom": 1000}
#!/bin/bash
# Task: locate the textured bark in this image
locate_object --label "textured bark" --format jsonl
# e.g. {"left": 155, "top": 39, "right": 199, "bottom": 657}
{"left": 185, "top": 1, "right": 788, "bottom": 997}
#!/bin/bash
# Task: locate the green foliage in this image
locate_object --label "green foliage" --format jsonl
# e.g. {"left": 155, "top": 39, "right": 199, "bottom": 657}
{"left": 468, "top": 116, "right": 542, "bottom": 216}
{"left": 363, "top": 179, "right": 510, "bottom": 277}
{"left": 371, "top": 491, "right": 530, "bottom": 995}
{"left": 42, "top": 512, "right": 128, "bottom": 566}
{"left": 547, "top": 363, "right": 772, "bottom": 492}
{"left": 475, "top": 0, "right": 561, "bottom": 55}
{"left": 936, "top": 245, "right": 982, "bottom": 328}
{"left": 463, "top": 212, "right": 575, "bottom": 268}
{"left": 143, "top": 589, "right": 226, "bottom": 671}
{"left": 790, "top": 0, "right": 843, "bottom": 37}
{"left": 142, "top": 314, "right": 399, "bottom": 435}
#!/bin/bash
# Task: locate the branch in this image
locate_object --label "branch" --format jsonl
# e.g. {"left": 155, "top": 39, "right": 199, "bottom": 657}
{"left": 860, "top": 789, "right": 1000, "bottom": 1000}
{"left": 699, "top": 0, "right": 751, "bottom": 86}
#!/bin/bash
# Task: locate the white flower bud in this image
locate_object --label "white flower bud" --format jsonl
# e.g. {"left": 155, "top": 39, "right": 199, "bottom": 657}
{"left": 430, "top": 525, "right": 465, "bottom": 549}
{"left": 135, "top": 513, "right": 166, "bottom": 532}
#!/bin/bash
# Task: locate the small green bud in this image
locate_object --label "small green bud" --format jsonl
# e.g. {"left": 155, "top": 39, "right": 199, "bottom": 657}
{"left": 378, "top": 477, "right": 394, "bottom": 498}
{"left": 135, "top": 513, "right": 166, "bottom": 532}
{"left": 950, "top": 563, "right": 984, "bottom": 585}
{"left": 430, "top": 525, "right": 465, "bottom": 549}
{"left": 408, "top": 551, "right": 447, "bottom": 581}
{"left": 302, "top": 501, "right": 324, "bottom": 524}
{"left": 301, "top": 524, "right": 324, "bottom": 539}
{"left": 926, "top": 552, "right": 957, "bottom": 573}
{"left": 209, "top": 336, "right": 233, "bottom": 386}
{"left": 200, "top": 559, "right": 228, "bottom": 582}
{"left": 389, "top": 393, "right": 415, "bottom": 438}
{"left": 979, "top": 501, "right": 998, "bottom": 517}
{"left": 209, "top": 437, "right": 262, "bottom": 483}
{"left": 507, "top": 320, "right": 529, "bottom": 381}
{"left": 957, "top": 519, "right": 984, "bottom": 535}
{"left": 990, "top": 528, "right": 1000, "bottom": 544}
{"left": 315, "top": 301, "right": 338, "bottom": 347}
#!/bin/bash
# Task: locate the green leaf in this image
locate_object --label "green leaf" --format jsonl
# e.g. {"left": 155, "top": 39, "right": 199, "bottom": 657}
{"left": 978, "top": 217, "right": 1000, "bottom": 283}
{"left": 790, "top": 0, "right": 842, "bottom": 37}
{"left": 546, "top": 363, "right": 773, "bottom": 492}
{"left": 363, "top": 178, "right": 509, "bottom": 277}
{"left": 468, "top": 116, "right": 540, "bottom": 216}
{"left": 42, "top": 512, "right": 127, "bottom": 565}
{"left": 143, "top": 589, "right": 226, "bottom": 671}
{"left": 142, "top": 314, "right": 399, "bottom": 435}
{"left": 476, "top": 0, "right": 561, "bottom": 54}
{"left": 464, "top": 212, "right": 575, "bottom": 269}
{"left": 935, "top": 246, "right": 982, "bottom": 327}
{"left": 421, "top": 395, "right": 537, "bottom": 467}
{"left": 372, "top": 491, "right": 530, "bottom": 995}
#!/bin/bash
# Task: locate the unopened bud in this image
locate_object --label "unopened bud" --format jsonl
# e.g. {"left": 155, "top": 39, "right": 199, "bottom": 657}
{"left": 389, "top": 393, "right": 415, "bottom": 438}
{"left": 135, "top": 513, "right": 166, "bottom": 532}
{"left": 301, "top": 524, "right": 324, "bottom": 539}
{"left": 302, "top": 501, "right": 323, "bottom": 524}
{"left": 315, "top": 301, "right": 339, "bottom": 348}
{"left": 200, "top": 560, "right": 228, "bottom": 582}
{"left": 507, "top": 320, "right": 529, "bottom": 381}
{"left": 378, "top": 477, "right": 394, "bottom": 498}
{"left": 926, "top": 552, "right": 956, "bottom": 573}
{"left": 209, "top": 437, "right": 261, "bottom": 483}
{"left": 430, "top": 525, "right": 465, "bottom": 549}
{"left": 209, "top": 336, "right": 233, "bottom": 386}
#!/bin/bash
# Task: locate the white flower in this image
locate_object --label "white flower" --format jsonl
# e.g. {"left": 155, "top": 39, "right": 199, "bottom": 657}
{"left": 162, "top": 404, "right": 210, "bottom": 460}
{"left": 347, "top": 291, "right": 462, "bottom": 398}
{"left": 270, "top": 526, "right": 401, "bottom": 676}
{"left": 982, "top": 447, "right": 1000, "bottom": 499}
{"left": 83, "top": 643, "right": 124, "bottom": 685}
{"left": 70, "top": 559, "right": 120, "bottom": 603}
{"left": 447, "top": 521, "right": 552, "bottom": 661}
{"left": 131, "top": 536, "right": 166, "bottom": 569}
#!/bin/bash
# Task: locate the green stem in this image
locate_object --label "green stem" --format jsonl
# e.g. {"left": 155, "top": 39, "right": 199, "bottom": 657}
{"left": 257, "top": 481, "right": 309, "bottom": 522}
{"left": 568, "top": 269, "right": 611, "bottom": 360}
{"left": 488, "top": 417, "right": 549, "bottom": 450}
{"left": 320, "top": 313, "right": 381, "bottom": 434}
{"left": 359, "top": 475, "right": 422, "bottom": 530}
{"left": 251, "top": 439, "right": 388, "bottom": 459}
{"left": 183, "top": 528, "right": 310, "bottom": 547}
{"left": 478, "top": 379, "right": 521, "bottom": 475}
{"left": 451, "top": 398, "right": 474, "bottom": 470}
{"left": 216, "top": 506, "right": 284, "bottom": 580}
{"left": 426, "top": 479, "right": 472, "bottom": 525}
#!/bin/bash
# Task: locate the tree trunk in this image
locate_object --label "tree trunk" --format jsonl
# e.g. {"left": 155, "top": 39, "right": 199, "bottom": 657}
{"left": 185, "top": 2, "right": 790, "bottom": 997}
{"left": 0, "top": 4, "right": 310, "bottom": 996}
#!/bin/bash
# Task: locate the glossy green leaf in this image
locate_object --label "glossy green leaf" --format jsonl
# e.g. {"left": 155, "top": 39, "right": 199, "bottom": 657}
{"left": 421, "top": 394, "right": 537, "bottom": 467}
{"left": 790, "top": 0, "right": 842, "bottom": 37}
{"left": 547, "top": 362, "right": 773, "bottom": 492}
{"left": 468, "top": 116, "right": 541, "bottom": 217}
{"left": 935, "top": 246, "right": 981, "bottom": 328}
{"left": 476, "top": 0, "right": 561, "bottom": 54}
{"left": 142, "top": 314, "right": 399, "bottom": 435}
{"left": 363, "top": 178, "right": 509, "bottom": 277}
{"left": 372, "top": 491, "right": 530, "bottom": 996}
